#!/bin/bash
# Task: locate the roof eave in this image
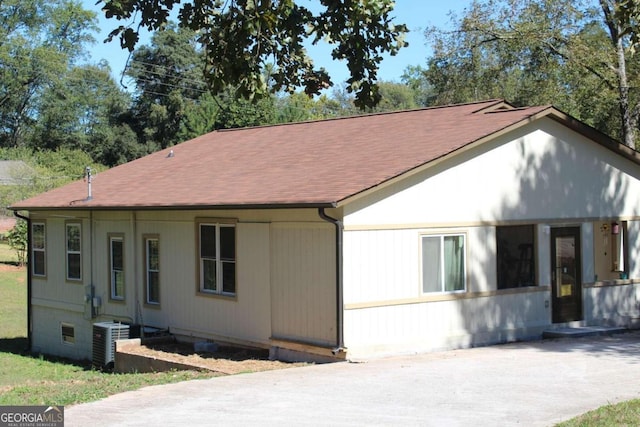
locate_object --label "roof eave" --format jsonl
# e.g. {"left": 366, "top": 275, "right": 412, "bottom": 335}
{"left": 544, "top": 108, "right": 640, "bottom": 165}
{"left": 8, "top": 201, "right": 338, "bottom": 213}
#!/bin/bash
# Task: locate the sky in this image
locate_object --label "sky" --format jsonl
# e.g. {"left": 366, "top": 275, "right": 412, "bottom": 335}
{"left": 81, "top": 0, "right": 471, "bottom": 87}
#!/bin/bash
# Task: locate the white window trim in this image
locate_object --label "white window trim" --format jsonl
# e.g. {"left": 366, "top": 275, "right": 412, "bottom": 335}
{"left": 199, "top": 222, "right": 236, "bottom": 296}
{"left": 420, "top": 232, "right": 467, "bottom": 294}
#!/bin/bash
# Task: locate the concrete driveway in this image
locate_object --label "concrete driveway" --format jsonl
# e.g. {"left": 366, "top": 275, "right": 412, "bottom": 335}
{"left": 66, "top": 331, "right": 640, "bottom": 426}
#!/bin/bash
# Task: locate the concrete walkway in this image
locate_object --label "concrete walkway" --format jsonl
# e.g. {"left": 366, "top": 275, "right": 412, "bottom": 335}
{"left": 66, "top": 331, "right": 640, "bottom": 426}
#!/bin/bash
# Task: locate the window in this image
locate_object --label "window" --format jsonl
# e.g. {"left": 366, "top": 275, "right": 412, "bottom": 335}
{"left": 32, "top": 221, "right": 46, "bottom": 277}
{"left": 497, "top": 225, "right": 536, "bottom": 289}
{"left": 66, "top": 223, "right": 81, "bottom": 281}
{"left": 61, "top": 323, "right": 75, "bottom": 344}
{"left": 198, "top": 222, "right": 236, "bottom": 295}
{"left": 109, "top": 235, "right": 125, "bottom": 300}
{"left": 421, "top": 234, "right": 466, "bottom": 293}
{"left": 145, "top": 236, "right": 160, "bottom": 305}
{"left": 611, "top": 221, "right": 628, "bottom": 274}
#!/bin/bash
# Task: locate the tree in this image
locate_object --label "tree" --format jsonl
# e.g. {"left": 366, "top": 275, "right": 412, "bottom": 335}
{"left": 177, "top": 92, "right": 220, "bottom": 141}
{"left": 127, "top": 24, "right": 279, "bottom": 144}
{"left": 599, "top": 0, "right": 640, "bottom": 147}
{"left": 369, "top": 81, "right": 419, "bottom": 112}
{"left": 6, "top": 219, "right": 27, "bottom": 266}
{"left": 28, "top": 62, "right": 143, "bottom": 166}
{"left": 126, "top": 24, "right": 207, "bottom": 148}
{"left": 400, "top": 65, "right": 436, "bottom": 107}
{"left": 214, "top": 89, "right": 277, "bottom": 129}
{"left": 99, "top": 0, "right": 408, "bottom": 109}
{"left": 424, "top": 0, "right": 640, "bottom": 147}
{"left": 0, "top": 0, "right": 97, "bottom": 147}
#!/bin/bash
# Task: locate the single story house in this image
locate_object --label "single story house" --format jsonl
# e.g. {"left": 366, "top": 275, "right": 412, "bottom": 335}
{"left": 10, "top": 99, "right": 640, "bottom": 362}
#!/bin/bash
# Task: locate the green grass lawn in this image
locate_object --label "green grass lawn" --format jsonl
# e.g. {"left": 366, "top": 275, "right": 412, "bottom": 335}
{"left": 0, "top": 240, "right": 19, "bottom": 265}
{"left": 556, "top": 399, "right": 640, "bottom": 426}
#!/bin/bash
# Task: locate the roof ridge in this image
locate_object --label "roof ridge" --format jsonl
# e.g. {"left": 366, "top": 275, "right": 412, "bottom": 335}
{"left": 216, "top": 99, "right": 507, "bottom": 133}
{"left": 482, "top": 105, "right": 552, "bottom": 114}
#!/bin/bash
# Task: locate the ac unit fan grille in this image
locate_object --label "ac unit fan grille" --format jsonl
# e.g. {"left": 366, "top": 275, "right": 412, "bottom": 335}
{"left": 92, "top": 322, "right": 129, "bottom": 369}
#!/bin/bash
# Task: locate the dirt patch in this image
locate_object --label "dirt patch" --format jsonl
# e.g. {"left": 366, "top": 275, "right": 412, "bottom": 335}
{"left": 0, "top": 263, "right": 23, "bottom": 272}
{"left": 126, "top": 341, "right": 307, "bottom": 375}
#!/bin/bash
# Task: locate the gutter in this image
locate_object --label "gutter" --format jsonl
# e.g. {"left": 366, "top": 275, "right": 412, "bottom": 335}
{"left": 13, "top": 211, "right": 31, "bottom": 352}
{"left": 318, "top": 208, "right": 346, "bottom": 354}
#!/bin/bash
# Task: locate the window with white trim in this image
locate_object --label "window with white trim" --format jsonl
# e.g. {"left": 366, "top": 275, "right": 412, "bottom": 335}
{"left": 32, "top": 221, "right": 46, "bottom": 277}
{"left": 145, "top": 236, "right": 160, "bottom": 305}
{"left": 199, "top": 223, "right": 236, "bottom": 295}
{"left": 66, "top": 223, "right": 81, "bottom": 281}
{"left": 109, "top": 235, "right": 125, "bottom": 300}
{"left": 421, "top": 234, "right": 466, "bottom": 293}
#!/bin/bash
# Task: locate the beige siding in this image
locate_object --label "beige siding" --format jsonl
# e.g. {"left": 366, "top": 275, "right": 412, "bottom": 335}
{"left": 31, "top": 213, "right": 89, "bottom": 319}
{"left": 127, "top": 215, "right": 272, "bottom": 345}
{"left": 31, "top": 307, "right": 90, "bottom": 360}
{"left": 270, "top": 223, "right": 336, "bottom": 345}
{"left": 92, "top": 213, "right": 136, "bottom": 323}
{"left": 168, "top": 222, "right": 272, "bottom": 344}
{"left": 30, "top": 209, "right": 326, "bottom": 360}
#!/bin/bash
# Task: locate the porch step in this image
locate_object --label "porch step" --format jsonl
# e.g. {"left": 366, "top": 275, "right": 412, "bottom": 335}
{"left": 542, "top": 326, "right": 627, "bottom": 339}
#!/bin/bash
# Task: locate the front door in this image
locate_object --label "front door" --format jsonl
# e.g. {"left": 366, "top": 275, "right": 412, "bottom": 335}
{"left": 551, "top": 227, "right": 583, "bottom": 323}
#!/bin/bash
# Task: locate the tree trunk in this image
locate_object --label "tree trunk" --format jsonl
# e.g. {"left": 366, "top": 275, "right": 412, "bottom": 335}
{"left": 615, "top": 35, "right": 636, "bottom": 148}
{"left": 601, "top": 0, "right": 637, "bottom": 148}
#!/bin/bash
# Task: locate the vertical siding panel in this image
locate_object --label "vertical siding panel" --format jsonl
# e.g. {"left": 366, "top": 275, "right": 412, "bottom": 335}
{"left": 271, "top": 223, "right": 335, "bottom": 345}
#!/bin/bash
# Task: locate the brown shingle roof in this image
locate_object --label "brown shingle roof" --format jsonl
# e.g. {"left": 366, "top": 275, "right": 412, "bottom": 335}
{"left": 11, "top": 100, "right": 579, "bottom": 210}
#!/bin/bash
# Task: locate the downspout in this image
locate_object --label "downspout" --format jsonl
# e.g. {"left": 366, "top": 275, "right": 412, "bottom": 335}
{"left": 318, "top": 208, "right": 345, "bottom": 354}
{"left": 89, "top": 210, "right": 95, "bottom": 318}
{"left": 13, "top": 211, "right": 31, "bottom": 352}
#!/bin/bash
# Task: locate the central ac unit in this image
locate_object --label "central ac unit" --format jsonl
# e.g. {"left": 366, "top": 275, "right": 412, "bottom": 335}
{"left": 92, "top": 321, "right": 130, "bottom": 370}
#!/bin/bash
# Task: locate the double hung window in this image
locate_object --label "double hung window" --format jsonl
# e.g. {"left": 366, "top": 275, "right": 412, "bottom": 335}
{"left": 109, "top": 235, "right": 125, "bottom": 300}
{"left": 145, "top": 236, "right": 160, "bottom": 304}
{"left": 66, "top": 223, "right": 81, "bottom": 281}
{"left": 32, "top": 222, "right": 46, "bottom": 277}
{"left": 199, "top": 222, "right": 236, "bottom": 296}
